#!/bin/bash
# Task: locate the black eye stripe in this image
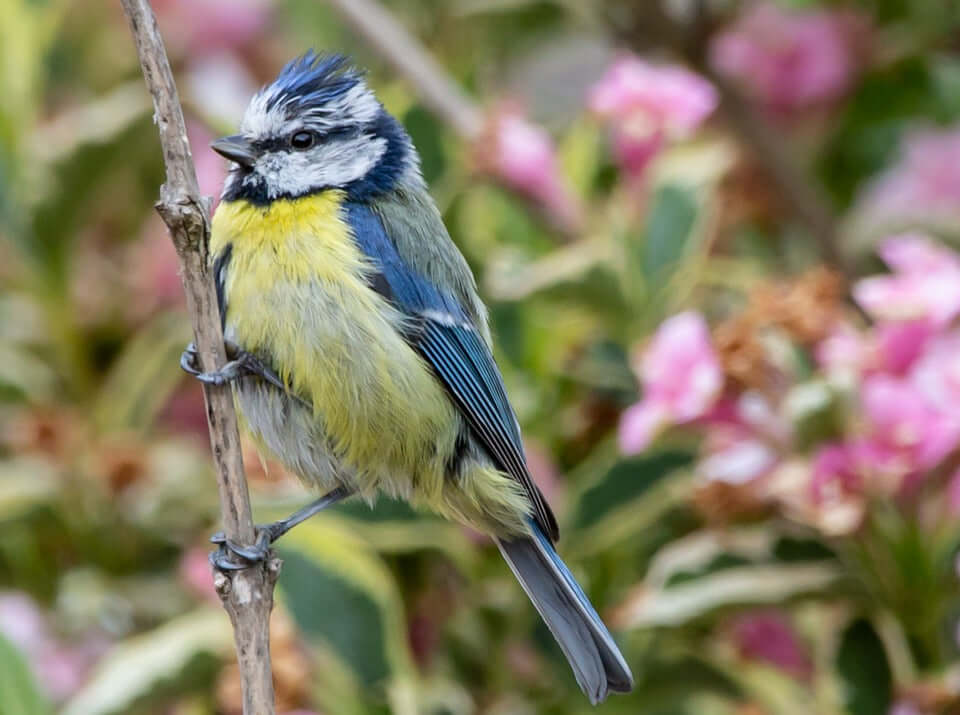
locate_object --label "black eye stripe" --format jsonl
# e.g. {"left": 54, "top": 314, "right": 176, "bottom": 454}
{"left": 252, "top": 126, "right": 363, "bottom": 153}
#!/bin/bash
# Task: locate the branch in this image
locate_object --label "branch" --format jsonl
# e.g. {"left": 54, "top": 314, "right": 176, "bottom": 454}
{"left": 324, "top": 0, "right": 483, "bottom": 139}
{"left": 118, "top": 2, "right": 279, "bottom": 713}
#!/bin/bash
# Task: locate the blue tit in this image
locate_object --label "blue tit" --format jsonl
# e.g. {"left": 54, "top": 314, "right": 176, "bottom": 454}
{"left": 183, "top": 52, "right": 632, "bottom": 703}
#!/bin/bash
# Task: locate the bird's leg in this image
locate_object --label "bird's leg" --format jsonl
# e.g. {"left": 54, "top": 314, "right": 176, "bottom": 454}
{"left": 209, "top": 485, "right": 352, "bottom": 570}
{"left": 181, "top": 340, "right": 286, "bottom": 390}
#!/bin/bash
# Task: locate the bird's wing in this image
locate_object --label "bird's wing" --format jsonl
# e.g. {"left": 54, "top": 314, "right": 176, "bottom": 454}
{"left": 344, "top": 200, "right": 559, "bottom": 541}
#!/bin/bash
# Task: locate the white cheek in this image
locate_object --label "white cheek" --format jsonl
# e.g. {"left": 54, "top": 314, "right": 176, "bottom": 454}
{"left": 255, "top": 136, "right": 388, "bottom": 197}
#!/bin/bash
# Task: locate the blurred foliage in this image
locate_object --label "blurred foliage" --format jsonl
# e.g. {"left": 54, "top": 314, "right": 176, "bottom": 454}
{"left": 1, "top": 0, "right": 959, "bottom": 714}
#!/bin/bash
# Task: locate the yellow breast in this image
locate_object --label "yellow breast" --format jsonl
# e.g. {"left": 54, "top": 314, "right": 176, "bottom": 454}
{"left": 208, "top": 193, "right": 457, "bottom": 492}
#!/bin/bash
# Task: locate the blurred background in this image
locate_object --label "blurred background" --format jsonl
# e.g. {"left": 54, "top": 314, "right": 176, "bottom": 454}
{"left": 2, "top": 0, "right": 960, "bottom": 713}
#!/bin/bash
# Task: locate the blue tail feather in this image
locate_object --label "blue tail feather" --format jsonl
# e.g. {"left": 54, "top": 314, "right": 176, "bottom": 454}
{"left": 496, "top": 520, "right": 633, "bottom": 704}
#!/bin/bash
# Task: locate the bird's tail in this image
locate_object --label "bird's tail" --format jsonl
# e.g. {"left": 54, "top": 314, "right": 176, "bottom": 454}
{"left": 495, "top": 522, "right": 634, "bottom": 704}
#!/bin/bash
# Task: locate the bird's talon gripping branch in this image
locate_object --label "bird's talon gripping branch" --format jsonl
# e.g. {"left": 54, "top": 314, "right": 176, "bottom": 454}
{"left": 181, "top": 341, "right": 293, "bottom": 393}
{"left": 208, "top": 488, "right": 351, "bottom": 570}
{"left": 209, "top": 531, "right": 271, "bottom": 570}
{"left": 181, "top": 340, "right": 259, "bottom": 386}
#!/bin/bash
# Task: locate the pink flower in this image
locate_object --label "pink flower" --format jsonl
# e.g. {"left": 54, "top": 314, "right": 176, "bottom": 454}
{"left": 816, "top": 320, "right": 933, "bottom": 380}
{"left": 0, "top": 591, "right": 102, "bottom": 702}
{"left": 188, "top": 120, "right": 228, "bottom": 206}
{"left": 853, "top": 234, "right": 960, "bottom": 326}
{"left": 481, "top": 104, "right": 582, "bottom": 232}
{"left": 589, "top": 56, "right": 717, "bottom": 180}
{"left": 0, "top": 592, "right": 48, "bottom": 653}
{"left": 873, "top": 321, "right": 933, "bottom": 375}
{"left": 862, "top": 375, "right": 960, "bottom": 474}
{"left": 186, "top": 53, "right": 259, "bottom": 124}
{"left": 911, "top": 333, "right": 960, "bottom": 416}
{"left": 154, "top": 0, "right": 272, "bottom": 57}
{"left": 619, "top": 312, "right": 723, "bottom": 453}
{"left": 810, "top": 443, "right": 862, "bottom": 503}
{"left": 889, "top": 703, "right": 923, "bottom": 715}
{"left": 729, "top": 610, "right": 812, "bottom": 680}
{"left": 699, "top": 433, "right": 778, "bottom": 484}
{"left": 816, "top": 322, "right": 868, "bottom": 377}
{"left": 806, "top": 442, "right": 872, "bottom": 534}
{"left": 178, "top": 546, "right": 219, "bottom": 603}
{"left": 710, "top": 3, "right": 864, "bottom": 111}
{"left": 853, "top": 125, "right": 960, "bottom": 236}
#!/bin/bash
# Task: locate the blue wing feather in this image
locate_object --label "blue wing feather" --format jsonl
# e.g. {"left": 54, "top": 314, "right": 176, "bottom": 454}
{"left": 343, "top": 201, "right": 559, "bottom": 541}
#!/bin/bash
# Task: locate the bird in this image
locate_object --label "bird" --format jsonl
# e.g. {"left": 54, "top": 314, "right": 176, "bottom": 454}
{"left": 181, "top": 51, "right": 633, "bottom": 704}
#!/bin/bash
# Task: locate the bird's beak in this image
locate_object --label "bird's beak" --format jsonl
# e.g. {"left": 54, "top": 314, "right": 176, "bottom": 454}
{"left": 211, "top": 135, "right": 257, "bottom": 168}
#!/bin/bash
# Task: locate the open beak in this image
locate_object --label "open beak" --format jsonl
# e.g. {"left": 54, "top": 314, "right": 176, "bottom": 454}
{"left": 211, "top": 135, "right": 257, "bottom": 168}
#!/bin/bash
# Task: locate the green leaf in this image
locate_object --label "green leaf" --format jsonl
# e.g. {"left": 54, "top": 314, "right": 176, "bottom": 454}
{"left": 572, "top": 451, "right": 694, "bottom": 531}
{"left": 403, "top": 105, "right": 447, "bottom": 186}
{"left": 566, "top": 451, "right": 695, "bottom": 558}
{"left": 818, "top": 57, "right": 960, "bottom": 207}
{"left": 62, "top": 608, "right": 232, "bottom": 715}
{"left": 630, "top": 655, "right": 741, "bottom": 711}
{"left": 0, "top": 631, "right": 52, "bottom": 715}
{"left": 276, "top": 518, "right": 416, "bottom": 687}
{"left": 641, "top": 184, "right": 699, "bottom": 282}
{"left": 92, "top": 311, "right": 191, "bottom": 432}
{"left": 0, "top": 457, "right": 58, "bottom": 523}
{"left": 618, "top": 562, "right": 842, "bottom": 628}
{"left": 836, "top": 619, "right": 892, "bottom": 715}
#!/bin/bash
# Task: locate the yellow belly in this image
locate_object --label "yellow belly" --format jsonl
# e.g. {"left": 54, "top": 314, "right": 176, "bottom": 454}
{"left": 209, "top": 194, "right": 458, "bottom": 497}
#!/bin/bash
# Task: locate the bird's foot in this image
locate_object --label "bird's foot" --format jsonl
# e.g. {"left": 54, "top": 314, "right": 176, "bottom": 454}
{"left": 180, "top": 340, "right": 266, "bottom": 386}
{"left": 208, "top": 523, "right": 283, "bottom": 571}
{"left": 207, "top": 488, "right": 351, "bottom": 570}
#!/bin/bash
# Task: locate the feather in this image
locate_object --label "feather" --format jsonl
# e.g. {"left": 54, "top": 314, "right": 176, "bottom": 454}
{"left": 344, "top": 199, "right": 559, "bottom": 541}
{"left": 497, "top": 520, "right": 634, "bottom": 703}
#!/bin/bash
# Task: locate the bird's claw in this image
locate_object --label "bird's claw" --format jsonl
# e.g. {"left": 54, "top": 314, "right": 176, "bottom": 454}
{"left": 208, "top": 525, "right": 276, "bottom": 571}
{"left": 181, "top": 341, "right": 286, "bottom": 390}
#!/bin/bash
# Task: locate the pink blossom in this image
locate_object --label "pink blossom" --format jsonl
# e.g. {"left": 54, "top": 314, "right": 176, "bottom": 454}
{"left": 853, "top": 234, "right": 960, "bottom": 326}
{"left": 0, "top": 591, "right": 101, "bottom": 701}
{"left": 178, "top": 546, "right": 219, "bottom": 603}
{"left": 910, "top": 333, "right": 960, "bottom": 415}
{"left": 589, "top": 55, "right": 717, "bottom": 180}
{"left": 0, "top": 592, "right": 48, "bottom": 653}
{"left": 186, "top": 52, "right": 259, "bottom": 124}
{"left": 816, "top": 322, "right": 868, "bottom": 377}
{"left": 729, "top": 610, "right": 812, "bottom": 680}
{"left": 810, "top": 373, "right": 960, "bottom": 503}
{"left": 873, "top": 321, "right": 933, "bottom": 375}
{"left": 619, "top": 312, "right": 723, "bottom": 453}
{"left": 126, "top": 221, "right": 184, "bottom": 321}
{"left": 853, "top": 125, "right": 960, "bottom": 235}
{"left": 710, "top": 3, "right": 864, "bottom": 111}
{"left": 482, "top": 104, "right": 582, "bottom": 232}
{"left": 889, "top": 703, "right": 923, "bottom": 715}
{"left": 810, "top": 443, "right": 862, "bottom": 504}
{"left": 816, "top": 320, "right": 933, "bottom": 379}
{"left": 188, "top": 120, "right": 228, "bottom": 207}
{"left": 861, "top": 375, "right": 960, "bottom": 474}
{"left": 154, "top": 0, "right": 272, "bottom": 57}
{"left": 699, "top": 433, "right": 778, "bottom": 484}
{"left": 619, "top": 401, "right": 669, "bottom": 455}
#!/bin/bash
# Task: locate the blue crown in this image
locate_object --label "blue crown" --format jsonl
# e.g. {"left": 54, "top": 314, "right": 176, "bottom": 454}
{"left": 264, "top": 51, "right": 364, "bottom": 115}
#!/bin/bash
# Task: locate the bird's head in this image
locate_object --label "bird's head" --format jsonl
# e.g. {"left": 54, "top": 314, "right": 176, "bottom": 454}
{"left": 215, "top": 52, "right": 417, "bottom": 204}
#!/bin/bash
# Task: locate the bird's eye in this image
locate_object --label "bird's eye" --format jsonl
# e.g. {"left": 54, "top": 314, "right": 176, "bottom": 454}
{"left": 290, "top": 131, "right": 316, "bottom": 150}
